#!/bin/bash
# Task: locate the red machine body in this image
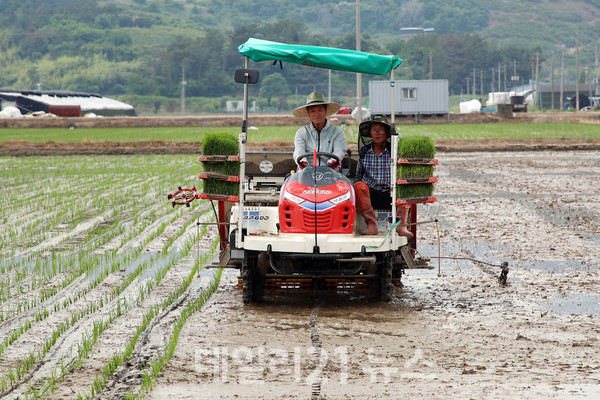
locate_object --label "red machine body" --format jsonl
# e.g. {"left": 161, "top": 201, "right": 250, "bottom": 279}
{"left": 279, "top": 166, "right": 355, "bottom": 234}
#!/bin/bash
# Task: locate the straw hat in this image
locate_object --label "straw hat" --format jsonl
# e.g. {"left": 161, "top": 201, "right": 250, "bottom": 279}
{"left": 359, "top": 114, "right": 391, "bottom": 137}
{"left": 292, "top": 91, "right": 341, "bottom": 117}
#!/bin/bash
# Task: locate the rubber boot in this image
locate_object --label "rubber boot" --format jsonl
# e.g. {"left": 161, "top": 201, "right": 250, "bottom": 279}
{"left": 361, "top": 209, "right": 379, "bottom": 235}
{"left": 396, "top": 205, "right": 413, "bottom": 237}
{"left": 353, "top": 182, "right": 378, "bottom": 235}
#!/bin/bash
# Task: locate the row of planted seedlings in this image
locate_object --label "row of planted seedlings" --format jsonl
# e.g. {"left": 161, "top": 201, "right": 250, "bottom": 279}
{"left": 1, "top": 207, "right": 215, "bottom": 395}
{"left": 3, "top": 154, "right": 206, "bottom": 334}
{"left": 0, "top": 154, "right": 186, "bottom": 254}
{"left": 0, "top": 155, "right": 179, "bottom": 255}
{"left": 0, "top": 155, "right": 216, "bottom": 394}
{"left": 71, "top": 144, "right": 230, "bottom": 400}
{"left": 0, "top": 228, "right": 198, "bottom": 397}
{"left": 0, "top": 193, "right": 202, "bottom": 323}
{"left": 11, "top": 197, "right": 220, "bottom": 399}
{"left": 0, "top": 155, "right": 199, "bottom": 314}
{"left": 106, "top": 133, "right": 242, "bottom": 399}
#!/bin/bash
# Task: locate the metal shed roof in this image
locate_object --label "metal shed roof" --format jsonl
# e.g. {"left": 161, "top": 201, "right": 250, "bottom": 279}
{"left": 0, "top": 89, "right": 135, "bottom": 116}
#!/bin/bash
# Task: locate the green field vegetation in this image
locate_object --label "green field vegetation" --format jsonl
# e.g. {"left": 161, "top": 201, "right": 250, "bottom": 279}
{"left": 0, "top": 122, "right": 598, "bottom": 145}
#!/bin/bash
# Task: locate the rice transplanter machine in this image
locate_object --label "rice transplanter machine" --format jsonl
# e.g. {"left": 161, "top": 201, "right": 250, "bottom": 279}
{"left": 168, "top": 38, "right": 437, "bottom": 303}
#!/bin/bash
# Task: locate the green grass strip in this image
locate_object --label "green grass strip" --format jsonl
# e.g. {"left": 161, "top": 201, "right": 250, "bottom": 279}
{"left": 1, "top": 123, "right": 599, "bottom": 144}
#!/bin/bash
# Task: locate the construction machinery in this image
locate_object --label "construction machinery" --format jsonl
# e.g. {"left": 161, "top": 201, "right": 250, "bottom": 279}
{"left": 169, "top": 38, "right": 437, "bottom": 303}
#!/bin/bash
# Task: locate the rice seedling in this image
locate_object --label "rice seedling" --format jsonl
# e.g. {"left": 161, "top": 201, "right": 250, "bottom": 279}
{"left": 0, "top": 153, "right": 225, "bottom": 398}
{"left": 199, "top": 133, "right": 241, "bottom": 196}
{"left": 396, "top": 183, "right": 435, "bottom": 199}
{"left": 202, "top": 179, "right": 239, "bottom": 196}
{"left": 201, "top": 160, "right": 240, "bottom": 176}
{"left": 395, "top": 136, "right": 437, "bottom": 198}
{"left": 398, "top": 136, "right": 436, "bottom": 159}
{"left": 201, "top": 133, "right": 239, "bottom": 156}
{"left": 397, "top": 164, "right": 435, "bottom": 179}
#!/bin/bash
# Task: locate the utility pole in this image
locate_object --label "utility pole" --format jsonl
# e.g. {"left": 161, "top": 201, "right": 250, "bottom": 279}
{"left": 480, "top": 69, "right": 483, "bottom": 102}
{"left": 595, "top": 47, "right": 599, "bottom": 96}
{"left": 560, "top": 46, "right": 565, "bottom": 110}
{"left": 576, "top": 33, "right": 579, "bottom": 112}
{"left": 531, "top": 56, "right": 534, "bottom": 87}
{"left": 535, "top": 52, "right": 539, "bottom": 109}
{"left": 511, "top": 60, "right": 518, "bottom": 96}
{"left": 498, "top": 62, "right": 501, "bottom": 93}
{"left": 356, "top": 0, "right": 362, "bottom": 122}
{"left": 181, "top": 66, "right": 187, "bottom": 115}
{"left": 473, "top": 67, "right": 476, "bottom": 98}
{"left": 513, "top": 60, "right": 517, "bottom": 89}
{"left": 429, "top": 51, "right": 433, "bottom": 80}
{"left": 491, "top": 68, "right": 495, "bottom": 94}
{"left": 328, "top": 69, "right": 332, "bottom": 102}
{"left": 551, "top": 52, "right": 555, "bottom": 110}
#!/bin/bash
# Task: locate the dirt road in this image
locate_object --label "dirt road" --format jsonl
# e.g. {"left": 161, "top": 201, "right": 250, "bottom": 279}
{"left": 145, "top": 150, "right": 600, "bottom": 399}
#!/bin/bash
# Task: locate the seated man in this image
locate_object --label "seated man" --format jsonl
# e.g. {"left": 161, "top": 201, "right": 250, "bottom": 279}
{"left": 354, "top": 114, "right": 412, "bottom": 237}
{"left": 293, "top": 91, "right": 346, "bottom": 169}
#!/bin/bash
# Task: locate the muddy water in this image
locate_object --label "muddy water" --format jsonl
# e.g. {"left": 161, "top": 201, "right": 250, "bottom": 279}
{"left": 148, "top": 151, "right": 600, "bottom": 400}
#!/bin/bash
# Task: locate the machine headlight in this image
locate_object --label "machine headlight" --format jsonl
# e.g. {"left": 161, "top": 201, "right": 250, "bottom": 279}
{"left": 283, "top": 191, "right": 304, "bottom": 204}
{"left": 330, "top": 191, "right": 351, "bottom": 205}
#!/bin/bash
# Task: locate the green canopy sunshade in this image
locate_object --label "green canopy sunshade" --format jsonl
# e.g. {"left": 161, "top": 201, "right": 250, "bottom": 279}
{"left": 238, "top": 38, "right": 402, "bottom": 76}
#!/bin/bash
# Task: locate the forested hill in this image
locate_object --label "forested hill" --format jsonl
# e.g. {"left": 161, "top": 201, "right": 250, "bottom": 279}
{"left": 1, "top": 0, "right": 599, "bottom": 107}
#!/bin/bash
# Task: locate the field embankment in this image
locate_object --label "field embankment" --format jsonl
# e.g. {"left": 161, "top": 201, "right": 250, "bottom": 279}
{"left": 1, "top": 111, "right": 599, "bottom": 156}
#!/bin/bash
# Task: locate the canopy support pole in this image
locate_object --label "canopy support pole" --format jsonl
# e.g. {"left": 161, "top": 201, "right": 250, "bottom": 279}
{"left": 390, "top": 69, "right": 398, "bottom": 249}
{"left": 238, "top": 57, "right": 249, "bottom": 249}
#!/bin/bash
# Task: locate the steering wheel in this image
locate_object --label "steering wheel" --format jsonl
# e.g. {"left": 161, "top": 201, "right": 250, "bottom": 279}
{"left": 296, "top": 151, "right": 340, "bottom": 168}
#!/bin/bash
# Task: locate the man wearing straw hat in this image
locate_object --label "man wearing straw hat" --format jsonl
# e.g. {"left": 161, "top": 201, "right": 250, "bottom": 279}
{"left": 354, "top": 114, "right": 412, "bottom": 237}
{"left": 293, "top": 91, "right": 346, "bottom": 169}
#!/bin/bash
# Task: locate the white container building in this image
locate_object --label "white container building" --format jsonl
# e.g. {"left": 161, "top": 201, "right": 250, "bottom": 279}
{"left": 369, "top": 79, "right": 449, "bottom": 116}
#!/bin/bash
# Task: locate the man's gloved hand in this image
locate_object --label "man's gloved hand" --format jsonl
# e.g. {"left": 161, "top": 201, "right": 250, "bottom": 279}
{"left": 327, "top": 158, "right": 340, "bottom": 169}
{"left": 298, "top": 158, "right": 309, "bottom": 169}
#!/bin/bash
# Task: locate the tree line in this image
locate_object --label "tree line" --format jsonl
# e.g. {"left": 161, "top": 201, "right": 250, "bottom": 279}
{"left": 0, "top": 1, "right": 544, "bottom": 103}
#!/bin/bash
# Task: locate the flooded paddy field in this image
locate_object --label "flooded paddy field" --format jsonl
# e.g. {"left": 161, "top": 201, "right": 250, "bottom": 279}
{"left": 1, "top": 150, "right": 599, "bottom": 399}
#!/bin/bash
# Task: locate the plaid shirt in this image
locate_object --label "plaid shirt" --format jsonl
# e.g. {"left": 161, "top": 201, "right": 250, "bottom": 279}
{"left": 355, "top": 143, "right": 391, "bottom": 192}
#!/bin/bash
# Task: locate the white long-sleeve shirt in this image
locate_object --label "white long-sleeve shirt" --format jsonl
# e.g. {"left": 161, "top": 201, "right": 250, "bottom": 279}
{"left": 293, "top": 120, "right": 346, "bottom": 167}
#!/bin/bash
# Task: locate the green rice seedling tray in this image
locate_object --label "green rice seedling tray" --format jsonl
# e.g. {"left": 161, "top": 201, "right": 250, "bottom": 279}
{"left": 396, "top": 181, "right": 435, "bottom": 199}
{"left": 198, "top": 155, "right": 240, "bottom": 162}
{"left": 198, "top": 172, "right": 240, "bottom": 182}
{"left": 202, "top": 133, "right": 239, "bottom": 155}
{"left": 397, "top": 165, "right": 434, "bottom": 179}
{"left": 397, "top": 158, "right": 438, "bottom": 165}
{"left": 397, "top": 177, "right": 437, "bottom": 185}
{"left": 202, "top": 179, "right": 239, "bottom": 197}
{"left": 396, "top": 196, "right": 436, "bottom": 205}
{"left": 398, "top": 136, "right": 436, "bottom": 159}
